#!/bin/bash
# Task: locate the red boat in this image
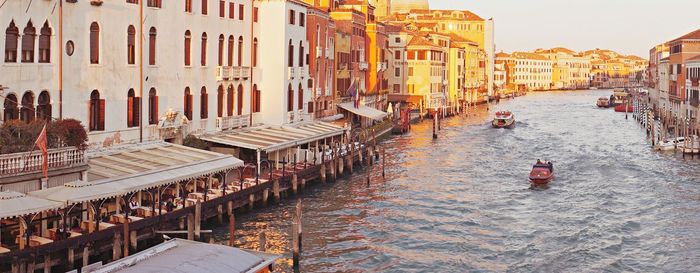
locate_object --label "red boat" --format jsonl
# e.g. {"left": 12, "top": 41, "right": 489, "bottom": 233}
{"left": 529, "top": 162, "right": 554, "bottom": 185}
{"left": 614, "top": 103, "right": 633, "bottom": 112}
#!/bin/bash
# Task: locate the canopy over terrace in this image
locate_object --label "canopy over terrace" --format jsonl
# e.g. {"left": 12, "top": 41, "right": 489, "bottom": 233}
{"left": 0, "top": 191, "right": 63, "bottom": 220}
{"left": 200, "top": 122, "right": 347, "bottom": 153}
{"left": 337, "top": 102, "right": 389, "bottom": 121}
{"left": 28, "top": 142, "right": 244, "bottom": 205}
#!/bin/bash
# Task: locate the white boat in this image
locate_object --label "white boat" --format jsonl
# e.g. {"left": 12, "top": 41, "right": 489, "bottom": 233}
{"left": 681, "top": 136, "right": 700, "bottom": 155}
{"left": 654, "top": 137, "right": 685, "bottom": 151}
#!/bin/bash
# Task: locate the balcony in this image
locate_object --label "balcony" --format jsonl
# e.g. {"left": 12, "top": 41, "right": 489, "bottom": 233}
{"left": 216, "top": 115, "right": 251, "bottom": 131}
{"left": 232, "top": 67, "right": 251, "bottom": 80}
{"left": 359, "top": 62, "right": 369, "bottom": 71}
{"left": 286, "top": 111, "right": 296, "bottom": 124}
{"left": 315, "top": 87, "right": 323, "bottom": 96}
{"left": 316, "top": 47, "right": 324, "bottom": 58}
{"left": 288, "top": 67, "right": 296, "bottom": 79}
{"left": 216, "top": 66, "right": 234, "bottom": 81}
{"left": 298, "top": 67, "right": 308, "bottom": 79}
{"left": 326, "top": 48, "right": 333, "bottom": 59}
{"left": 0, "top": 147, "right": 86, "bottom": 177}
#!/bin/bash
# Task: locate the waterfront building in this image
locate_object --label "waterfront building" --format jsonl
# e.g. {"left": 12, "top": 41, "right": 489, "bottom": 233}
{"left": 659, "top": 57, "right": 671, "bottom": 111}
{"left": 404, "top": 33, "right": 447, "bottom": 110}
{"left": 385, "top": 25, "right": 417, "bottom": 106}
{"left": 667, "top": 29, "right": 700, "bottom": 118}
{"left": 305, "top": 4, "right": 338, "bottom": 119}
{"left": 510, "top": 52, "right": 553, "bottom": 91}
{"left": 535, "top": 47, "right": 591, "bottom": 90}
{"left": 445, "top": 34, "right": 467, "bottom": 108}
{"left": 494, "top": 62, "right": 507, "bottom": 92}
{"left": 389, "top": 0, "right": 429, "bottom": 14}
{"left": 582, "top": 48, "right": 647, "bottom": 89}
{"left": 685, "top": 56, "right": 700, "bottom": 122}
{"left": 648, "top": 43, "right": 670, "bottom": 110}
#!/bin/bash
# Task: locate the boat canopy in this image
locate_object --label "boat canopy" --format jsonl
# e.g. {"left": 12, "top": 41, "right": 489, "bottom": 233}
{"left": 200, "top": 122, "right": 347, "bottom": 153}
{"left": 29, "top": 142, "right": 243, "bottom": 205}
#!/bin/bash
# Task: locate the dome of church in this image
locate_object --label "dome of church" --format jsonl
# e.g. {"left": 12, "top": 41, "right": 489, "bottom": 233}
{"left": 391, "top": 0, "right": 430, "bottom": 14}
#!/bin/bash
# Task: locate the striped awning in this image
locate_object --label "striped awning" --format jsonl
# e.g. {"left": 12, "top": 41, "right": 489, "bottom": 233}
{"left": 29, "top": 142, "right": 243, "bottom": 205}
{"left": 337, "top": 102, "right": 388, "bottom": 121}
{"left": 200, "top": 122, "right": 347, "bottom": 152}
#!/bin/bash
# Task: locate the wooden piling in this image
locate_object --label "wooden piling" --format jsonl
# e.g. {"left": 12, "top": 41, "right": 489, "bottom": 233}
{"left": 67, "top": 248, "right": 74, "bottom": 270}
{"left": 112, "top": 232, "right": 122, "bottom": 261}
{"left": 330, "top": 160, "right": 337, "bottom": 181}
{"left": 123, "top": 219, "right": 129, "bottom": 257}
{"left": 227, "top": 201, "right": 235, "bottom": 247}
{"left": 217, "top": 204, "right": 224, "bottom": 224}
{"left": 248, "top": 194, "right": 255, "bottom": 210}
{"left": 43, "top": 254, "right": 51, "bottom": 273}
{"left": 338, "top": 156, "right": 344, "bottom": 176}
{"left": 262, "top": 188, "right": 269, "bottom": 206}
{"left": 82, "top": 244, "right": 90, "bottom": 267}
{"left": 129, "top": 230, "right": 137, "bottom": 252}
{"left": 382, "top": 147, "right": 386, "bottom": 179}
{"left": 259, "top": 231, "right": 266, "bottom": 252}
{"left": 295, "top": 199, "right": 302, "bottom": 254}
{"left": 273, "top": 180, "right": 281, "bottom": 202}
{"left": 320, "top": 163, "right": 326, "bottom": 183}
{"left": 194, "top": 201, "right": 202, "bottom": 240}
{"left": 186, "top": 213, "right": 194, "bottom": 241}
{"left": 301, "top": 178, "right": 306, "bottom": 190}
{"left": 292, "top": 215, "right": 300, "bottom": 271}
{"left": 292, "top": 174, "right": 298, "bottom": 194}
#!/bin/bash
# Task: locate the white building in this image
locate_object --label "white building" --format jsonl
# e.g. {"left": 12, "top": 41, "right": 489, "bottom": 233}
{"left": 0, "top": 0, "right": 312, "bottom": 148}
{"left": 511, "top": 52, "right": 553, "bottom": 91}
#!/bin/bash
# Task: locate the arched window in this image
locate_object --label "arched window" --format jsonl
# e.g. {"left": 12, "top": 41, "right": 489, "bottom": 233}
{"left": 226, "top": 85, "right": 234, "bottom": 116}
{"left": 227, "top": 35, "right": 234, "bottom": 66}
{"left": 288, "top": 40, "right": 293, "bottom": 67}
{"left": 201, "top": 32, "right": 208, "bottom": 66}
{"left": 38, "top": 22, "right": 51, "bottom": 63}
{"left": 184, "top": 30, "right": 192, "bottom": 66}
{"left": 4, "top": 21, "right": 19, "bottom": 62}
{"left": 252, "top": 38, "right": 258, "bottom": 67}
{"left": 3, "top": 94, "right": 18, "bottom": 121}
{"left": 297, "top": 83, "right": 303, "bottom": 110}
{"left": 218, "top": 34, "right": 224, "bottom": 66}
{"left": 127, "top": 89, "right": 140, "bottom": 128}
{"left": 184, "top": 87, "right": 193, "bottom": 120}
{"left": 21, "top": 21, "right": 36, "bottom": 63}
{"left": 237, "top": 84, "right": 244, "bottom": 115}
{"left": 148, "top": 88, "right": 158, "bottom": 125}
{"left": 127, "top": 25, "right": 136, "bottom": 64}
{"left": 89, "top": 90, "right": 105, "bottom": 131}
{"left": 90, "top": 22, "right": 100, "bottom": 64}
{"left": 37, "top": 91, "right": 51, "bottom": 120}
{"left": 148, "top": 27, "right": 157, "bottom": 65}
{"left": 287, "top": 84, "right": 293, "bottom": 112}
{"left": 237, "top": 36, "right": 243, "bottom": 66}
{"left": 200, "top": 87, "right": 209, "bottom": 119}
{"left": 20, "top": 92, "right": 34, "bottom": 123}
{"left": 298, "top": 41, "right": 303, "bottom": 68}
{"left": 253, "top": 84, "right": 261, "bottom": 113}
{"left": 217, "top": 85, "right": 224, "bottom": 118}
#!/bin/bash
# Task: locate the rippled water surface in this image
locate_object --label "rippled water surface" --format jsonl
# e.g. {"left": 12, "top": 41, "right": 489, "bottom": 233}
{"left": 212, "top": 90, "right": 700, "bottom": 272}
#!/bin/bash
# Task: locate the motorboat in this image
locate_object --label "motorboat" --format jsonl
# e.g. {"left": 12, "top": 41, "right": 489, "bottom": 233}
{"left": 654, "top": 137, "right": 685, "bottom": 151}
{"left": 492, "top": 111, "right": 515, "bottom": 129}
{"left": 596, "top": 97, "right": 611, "bottom": 108}
{"left": 681, "top": 136, "right": 700, "bottom": 155}
{"left": 611, "top": 90, "right": 628, "bottom": 106}
{"left": 529, "top": 161, "right": 554, "bottom": 185}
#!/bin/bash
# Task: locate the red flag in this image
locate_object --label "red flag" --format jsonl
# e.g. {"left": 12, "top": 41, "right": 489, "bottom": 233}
{"left": 34, "top": 124, "right": 48, "bottom": 179}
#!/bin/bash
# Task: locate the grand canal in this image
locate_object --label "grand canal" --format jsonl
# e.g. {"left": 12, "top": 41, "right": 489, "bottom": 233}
{"left": 212, "top": 90, "right": 700, "bottom": 272}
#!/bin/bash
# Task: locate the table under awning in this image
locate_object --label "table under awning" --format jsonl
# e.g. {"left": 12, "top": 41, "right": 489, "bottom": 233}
{"left": 0, "top": 191, "right": 63, "bottom": 220}
{"left": 200, "top": 122, "right": 347, "bottom": 153}
{"left": 337, "top": 102, "right": 388, "bottom": 121}
{"left": 29, "top": 142, "right": 244, "bottom": 204}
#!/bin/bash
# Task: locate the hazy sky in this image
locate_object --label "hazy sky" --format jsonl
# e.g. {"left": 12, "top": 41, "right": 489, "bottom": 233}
{"left": 428, "top": 0, "right": 699, "bottom": 58}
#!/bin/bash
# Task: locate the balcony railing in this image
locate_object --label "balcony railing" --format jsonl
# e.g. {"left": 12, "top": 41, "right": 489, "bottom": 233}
{"left": 232, "top": 67, "right": 251, "bottom": 79}
{"left": 0, "top": 147, "right": 86, "bottom": 177}
{"left": 288, "top": 67, "right": 296, "bottom": 79}
{"left": 216, "top": 115, "right": 251, "bottom": 131}
{"left": 287, "top": 111, "right": 296, "bottom": 123}
{"left": 216, "top": 66, "right": 234, "bottom": 81}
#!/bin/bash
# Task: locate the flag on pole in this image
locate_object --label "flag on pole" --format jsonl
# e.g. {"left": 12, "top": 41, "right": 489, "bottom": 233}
{"left": 34, "top": 124, "right": 49, "bottom": 179}
{"left": 347, "top": 79, "right": 359, "bottom": 108}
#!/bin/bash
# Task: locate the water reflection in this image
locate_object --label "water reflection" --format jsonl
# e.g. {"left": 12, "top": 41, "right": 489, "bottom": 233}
{"left": 211, "top": 90, "right": 700, "bottom": 272}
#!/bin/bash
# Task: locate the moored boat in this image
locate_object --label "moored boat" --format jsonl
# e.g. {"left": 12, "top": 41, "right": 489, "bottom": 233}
{"left": 614, "top": 103, "right": 634, "bottom": 112}
{"left": 529, "top": 161, "right": 554, "bottom": 185}
{"left": 681, "top": 136, "right": 700, "bottom": 155}
{"left": 611, "top": 90, "right": 628, "bottom": 106}
{"left": 654, "top": 137, "right": 685, "bottom": 151}
{"left": 596, "top": 97, "right": 611, "bottom": 108}
{"left": 492, "top": 111, "right": 515, "bottom": 128}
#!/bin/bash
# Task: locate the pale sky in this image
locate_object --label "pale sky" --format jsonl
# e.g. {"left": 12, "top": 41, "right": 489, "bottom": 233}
{"left": 428, "top": 0, "right": 700, "bottom": 58}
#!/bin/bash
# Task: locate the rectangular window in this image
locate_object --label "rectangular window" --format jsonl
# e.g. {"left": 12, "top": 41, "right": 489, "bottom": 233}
{"left": 127, "top": 0, "right": 138, "bottom": 4}
{"left": 393, "top": 84, "right": 400, "bottom": 93}
{"left": 417, "top": 50, "right": 426, "bottom": 60}
{"left": 394, "top": 68, "right": 400, "bottom": 77}
{"left": 147, "top": 0, "right": 161, "bottom": 8}
{"left": 299, "top": 13, "right": 305, "bottom": 27}
{"left": 394, "top": 50, "right": 401, "bottom": 59}
{"left": 202, "top": 0, "right": 208, "bottom": 15}
{"left": 239, "top": 4, "right": 244, "bottom": 20}
{"left": 408, "top": 67, "right": 414, "bottom": 76}
{"left": 407, "top": 50, "right": 415, "bottom": 60}
{"left": 289, "top": 10, "right": 295, "bottom": 25}
{"left": 219, "top": 0, "right": 225, "bottom": 17}
{"left": 185, "top": 0, "right": 192, "bottom": 12}
{"left": 253, "top": 7, "right": 259, "bottom": 22}
{"left": 229, "top": 3, "right": 235, "bottom": 19}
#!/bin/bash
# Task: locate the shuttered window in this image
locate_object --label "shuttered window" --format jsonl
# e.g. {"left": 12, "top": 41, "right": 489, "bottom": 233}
{"left": 148, "top": 88, "right": 158, "bottom": 125}
{"left": 200, "top": 87, "right": 209, "bottom": 119}
{"left": 90, "top": 22, "right": 100, "bottom": 64}
{"left": 201, "top": 32, "right": 207, "bottom": 66}
{"left": 127, "top": 25, "right": 136, "bottom": 64}
{"left": 227, "top": 36, "right": 234, "bottom": 66}
{"left": 148, "top": 27, "right": 157, "bottom": 65}
{"left": 184, "top": 30, "right": 191, "bottom": 66}
{"left": 217, "top": 86, "right": 224, "bottom": 118}
{"left": 226, "top": 85, "right": 234, "bottom": 117}
{"left": 237, "top": 85, "right": 243, "bottom": 115}
{"left": 237, "top": 36, "right": 243, "bottom": 66}
{"left": 5, "top": 21, "right": 19, "bottom": 62}
{"left": 218, "top": 35, "right": 224, "bottom": 66}
{"left": 21, "top": 22, "right": 36, "bottom": 63}
{"left": 38, "top": 22, "right": 51, "bottom": 63}
{"left": 184, "top": 87, "right": 193, "bottom": 121}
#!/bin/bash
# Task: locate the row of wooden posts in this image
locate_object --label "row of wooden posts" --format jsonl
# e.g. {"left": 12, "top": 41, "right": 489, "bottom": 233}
{"left": 631, "top": 95, "right": 699, "bottom": 154}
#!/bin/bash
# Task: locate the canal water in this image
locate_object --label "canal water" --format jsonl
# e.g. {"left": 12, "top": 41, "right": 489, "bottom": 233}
{"left": 211, "top": 90, "right": 700, "bottom": 272}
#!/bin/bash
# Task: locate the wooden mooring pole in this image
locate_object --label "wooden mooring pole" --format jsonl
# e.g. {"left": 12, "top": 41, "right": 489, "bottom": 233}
{"left": 228, "top": 201, "right": 235, "bottom": 247}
